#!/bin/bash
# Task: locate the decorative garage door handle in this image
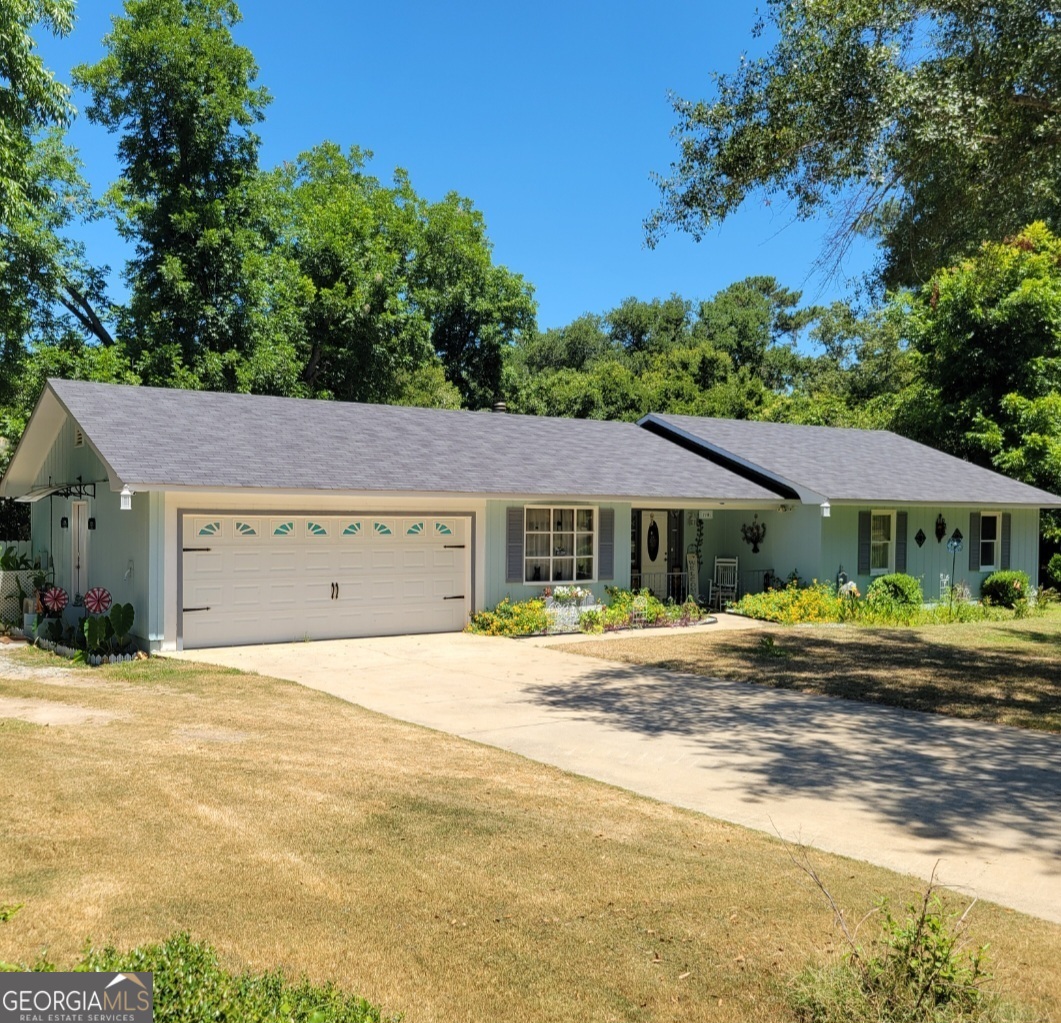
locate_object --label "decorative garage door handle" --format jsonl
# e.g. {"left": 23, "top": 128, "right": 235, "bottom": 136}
{"left": 183, "top": 547, "right": 212, "bottom": 552}
{"left": 442, "top": 544, "right": 465, "bottom": 549}
{"left": 183, "top": 606, "right": 211, "bottom": 613}
{"left": 443, "top": 594, "right": 465, "bottom": 600}
{"left": 331, "top": 582, "right": 337, "bottom": 600}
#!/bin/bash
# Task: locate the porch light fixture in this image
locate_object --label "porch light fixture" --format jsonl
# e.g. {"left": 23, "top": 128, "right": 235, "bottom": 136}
{"left": 120, "top": 485, "right": 133, "bottom": 511}
{"left": 60, "top": 516, "right": 69, "bottom": 529}
{"left": 821, "top": 501, "right": 831, "bottom": 518}
{"left": 935, "top": 513, "right": 947, "bottom": 543}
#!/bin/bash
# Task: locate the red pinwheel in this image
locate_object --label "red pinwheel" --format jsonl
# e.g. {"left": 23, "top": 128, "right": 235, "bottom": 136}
{"left": 84, "top": 587, "right": 112, "bottom": 614}
{"left": 41, "top": 586, "right": 68, "bottom": 613}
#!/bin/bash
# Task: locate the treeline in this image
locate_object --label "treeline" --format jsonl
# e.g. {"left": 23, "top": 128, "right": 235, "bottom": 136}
{"left": 1, "top": 1, "right": 1060, "bottom": 539}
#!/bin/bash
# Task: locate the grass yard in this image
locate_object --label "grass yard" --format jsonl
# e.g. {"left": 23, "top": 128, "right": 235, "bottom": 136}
{"left": 0, "top": 643, "right": 1060, "bottom": 1022}
{"left": 559, "top": 606, "right": 1061, "bottom": 732}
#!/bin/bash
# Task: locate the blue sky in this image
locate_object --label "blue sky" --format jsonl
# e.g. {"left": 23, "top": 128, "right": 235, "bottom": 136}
{"left": 39, "top": 0, "right": 878, "bottom": 330}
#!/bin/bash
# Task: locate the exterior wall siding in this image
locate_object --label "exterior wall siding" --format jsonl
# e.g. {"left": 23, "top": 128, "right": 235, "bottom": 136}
{"left": 483, "top": 501, "right": 631, "bottom": 608}
{"left": 28, "top": 417, "right": 150, "bottom": 642}
{"left": 821, "top": 505, "right": 1042, "bottom": 597}
{"left": 695, "top": 505, "right": 823, "bottom": 598}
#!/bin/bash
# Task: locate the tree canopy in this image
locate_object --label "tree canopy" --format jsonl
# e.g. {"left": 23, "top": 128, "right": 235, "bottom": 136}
{"left": 648, "top": 1, "right": 1061, "bottom": 288}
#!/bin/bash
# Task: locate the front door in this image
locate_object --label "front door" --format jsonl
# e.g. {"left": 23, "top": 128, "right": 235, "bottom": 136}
{"left": 71, "top": 501, "right": 89, "bottom": 596}
{"left": 640, "top": 510, "right": 667, "bottom": 578}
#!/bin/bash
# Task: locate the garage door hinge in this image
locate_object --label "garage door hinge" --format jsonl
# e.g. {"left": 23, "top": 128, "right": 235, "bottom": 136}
{"left": 443, "top": 595, "right": 465, "bottom": 600}
{"left": 442, "top": 544, "right": 465, "bottom": 549}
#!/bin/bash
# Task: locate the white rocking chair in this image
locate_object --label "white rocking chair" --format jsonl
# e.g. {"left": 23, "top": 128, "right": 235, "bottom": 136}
{"left": 712, "top": 556, "right": 739, "bottom": 610}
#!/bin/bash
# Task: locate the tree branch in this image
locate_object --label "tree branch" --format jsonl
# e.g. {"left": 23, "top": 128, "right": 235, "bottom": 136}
{"left": 58, "top": 281, "right": 115, "bottom": 347}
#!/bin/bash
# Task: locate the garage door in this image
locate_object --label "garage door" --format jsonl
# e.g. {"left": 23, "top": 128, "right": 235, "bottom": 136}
{"left": 181, "top": 514, "right": 470, "bottom": 649}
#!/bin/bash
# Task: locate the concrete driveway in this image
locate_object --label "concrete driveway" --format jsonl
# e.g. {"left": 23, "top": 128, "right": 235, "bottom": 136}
{"left": 172, "top": 630, "right": 1061, "bottom": 924}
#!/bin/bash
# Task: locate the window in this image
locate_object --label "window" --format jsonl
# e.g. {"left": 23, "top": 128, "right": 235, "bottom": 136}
{"left": 524, "top": 506, "right": 595, "bottom": 583}
{"left": 980, "top": 513, "right": 999, "bottom": 570}
{"left": 870, "top": 511, "right": 895, "bottom": 575}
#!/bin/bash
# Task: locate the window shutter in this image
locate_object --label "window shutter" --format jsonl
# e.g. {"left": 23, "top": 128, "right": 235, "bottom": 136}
{"left": 857, "top": 511, "right": 871, "bottom": 575}
{"left": 895, "top": 512, "right": 908, "bottom": 573}
{"left": 968, "top": 512, "right": 981, "bottom": 572}
{"left": 506, "top": 507, "right": 524, "bottom": 583}
{"left": 1000, "top": 512, "right": 1012, "bottom": 570}
{"left": 598, "top": 507, "right": 615, "bottom": 580}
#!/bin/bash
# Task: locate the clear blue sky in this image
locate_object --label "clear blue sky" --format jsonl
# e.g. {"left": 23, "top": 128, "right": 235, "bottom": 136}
{"left": 40, "top": 0, "right": 878, "bottom": 330}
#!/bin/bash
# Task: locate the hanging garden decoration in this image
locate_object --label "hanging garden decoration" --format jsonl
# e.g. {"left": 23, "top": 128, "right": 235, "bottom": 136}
{"left": 740, "top": 514, "right": 767, "bottom": 554}
{"left": 41, "top": 586, "right": 68, "bottom": 614}
{"left": 84, "top": 587, "right": 113, "bottom": 615}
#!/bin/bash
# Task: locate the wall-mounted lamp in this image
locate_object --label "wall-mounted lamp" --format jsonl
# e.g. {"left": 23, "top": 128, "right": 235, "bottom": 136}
{"left": 935, "top": 513, "right": 947, "bottom": 543}
{"left": 120, "top": 485, "right": 133, "bottom": 511}
{"left": 821, "top": 501, "right": 831, "bottom": 518}
{"left": 87, "top": 517, "right": 96, "bottom": 531}
{"left": 60, "top": 516, "right": 69, "bottom": 529}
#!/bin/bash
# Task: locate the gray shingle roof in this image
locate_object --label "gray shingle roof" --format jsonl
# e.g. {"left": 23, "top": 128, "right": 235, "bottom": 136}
{"left": 45, "top": 380, "right": 783, "bottom": 502}
{"left": 643, "top": 414, "right": 1061, "bottom": 506}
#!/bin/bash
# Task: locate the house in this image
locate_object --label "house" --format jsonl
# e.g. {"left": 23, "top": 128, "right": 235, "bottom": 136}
{"left": 1, "top": 379, "right": 1058, "bottom": 650}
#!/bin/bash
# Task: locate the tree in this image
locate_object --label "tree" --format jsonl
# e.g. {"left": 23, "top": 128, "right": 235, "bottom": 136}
{"left": 74, "top": 0, "right": 270, "bottom": 388}
{"left": 0, "top": 0, "right": 75, "bottom": 226}
{"left": 648, "top": 1, "right": 1061, "bottom": 288}
{"left": 903, "top": 222, "right": 1061, "bottom": 500}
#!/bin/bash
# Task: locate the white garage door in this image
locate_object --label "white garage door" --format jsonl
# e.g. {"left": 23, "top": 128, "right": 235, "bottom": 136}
{"left": 181, "top": 513, "right": 470, "bottom": 649}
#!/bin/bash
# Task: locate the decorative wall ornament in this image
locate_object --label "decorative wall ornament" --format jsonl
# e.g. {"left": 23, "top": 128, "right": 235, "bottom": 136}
{"left": 915, "top": 528, "right": 927, "bottom": 548}
{"left": 740, "top": 513, "right": 767, "bottom": 554}
{"left": 935, "top": 514, "right": 947, "bottom": 543}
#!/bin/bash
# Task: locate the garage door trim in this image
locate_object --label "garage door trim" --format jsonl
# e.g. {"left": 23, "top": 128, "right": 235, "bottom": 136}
{"left": 176, "top": 508, "right": 476, "bottom": 649}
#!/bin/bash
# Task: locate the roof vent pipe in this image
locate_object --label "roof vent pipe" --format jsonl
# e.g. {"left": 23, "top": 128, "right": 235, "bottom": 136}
{"left": 492, "top": 401, "right": 508, "bottom": 413}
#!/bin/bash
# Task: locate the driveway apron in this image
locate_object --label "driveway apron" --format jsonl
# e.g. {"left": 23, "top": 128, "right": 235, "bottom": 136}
{"left": 172, "top": 632, "right": 1061, "bottom": 924}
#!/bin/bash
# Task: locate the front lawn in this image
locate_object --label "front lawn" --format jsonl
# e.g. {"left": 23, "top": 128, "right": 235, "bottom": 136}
{"left": 1, "top": 646, "right": 1059, "bottom": 1022}
{"left": 557, "top": 606, "right": 1061, "bottom": 732}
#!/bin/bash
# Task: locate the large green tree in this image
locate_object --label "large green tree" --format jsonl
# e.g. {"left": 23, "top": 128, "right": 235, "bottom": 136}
{"left": 900, "top": 222, "right": 1061, "bottom": 502}
{"left": 649, "top": 1, "right": 1061, "bottom": 287}
{"left": 74, "top": 0, "right": 270, "bottom": 388}
{"left": 0, "top": 0, "right": 74, "bottom": 225}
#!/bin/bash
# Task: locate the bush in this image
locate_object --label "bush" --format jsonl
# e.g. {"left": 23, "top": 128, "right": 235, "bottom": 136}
{"left": 466, "top": 598, "right": 550, "bottom": 636}
{"left": 578, "top": 608, "right": 604, "bottom": 633}
{"left": 1046, "top": 553, "right": 1061, "bottom": 588}
{"left": 731, "top": 582, "right": 843, "bottom": 625}
{"left": 867, "top": 573, "right": 923, "bottom": 606}
{"left": 71, "top": 933, "right": 387, "bottom": 1022}
{"left": 980, "top": 570, "right": 1030, "bottom": 608}
{"left": 791, "top": 889, "right": 1019, "bottom": 1023}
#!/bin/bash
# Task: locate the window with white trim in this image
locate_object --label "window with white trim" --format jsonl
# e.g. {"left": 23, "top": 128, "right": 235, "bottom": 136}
{"left": 870, "top": 510, "right": 895, "bottom": 575}
{"left": 524, "top": 506, "right": 595, "bottom": 583}
{"left": 980, "top": 512, "right": 1000, "bottom": 571}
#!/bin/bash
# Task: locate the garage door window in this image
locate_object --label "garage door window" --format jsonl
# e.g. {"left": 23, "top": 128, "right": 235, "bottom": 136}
{"left": 524, "top": 506, "right": 595, "bottom": 583}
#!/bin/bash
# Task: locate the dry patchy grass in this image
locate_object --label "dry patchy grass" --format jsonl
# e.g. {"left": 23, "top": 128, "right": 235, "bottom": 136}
{"left": 0, "top": 646, "right": 1059, "bottom": 1022}
{"left": 559, "top": 608, "right": 1061, "bottom": 732}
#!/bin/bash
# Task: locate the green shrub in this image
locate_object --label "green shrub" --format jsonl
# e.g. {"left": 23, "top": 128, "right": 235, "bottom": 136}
{"left": 791, "top": 890, "right": 1018, "bottom": 1023}
{"left": 1046, "top": 553, "right": 1061, "bottom": 588}
{"left": 578, "top": 608, "right": 604, "bottom": 633}
{"left": 465, "top": 598, "right": 550, "bottom": 636}
{"left": 731, "top": 582, "right": 843, "bottom": 625}
{"left": 980, "top": 570, "right": 1030, "bottom": 608}
{"left": 867, "top": 573, "right": 923, "bottom": 606}
{"left": 74, "top": 933, "right": 388, "bottom": 1022}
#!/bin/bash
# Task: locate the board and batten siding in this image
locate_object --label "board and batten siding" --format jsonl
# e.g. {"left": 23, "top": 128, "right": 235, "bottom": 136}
{"left": 28, "top": 416, "right": 152, "bottom": 643}
{"left": 483, "top": 501, "right": 630, "bottom": 608}
{"left": 821, "top": 505, "right": 1041, "bottom": 596}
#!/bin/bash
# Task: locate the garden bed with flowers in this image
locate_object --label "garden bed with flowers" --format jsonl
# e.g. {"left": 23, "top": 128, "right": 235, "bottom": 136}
{"left": 466, "top": 586, "right": 708, "bottom": 638}
{"left": 15, "top": 584, "right": 140, "bottom": 665}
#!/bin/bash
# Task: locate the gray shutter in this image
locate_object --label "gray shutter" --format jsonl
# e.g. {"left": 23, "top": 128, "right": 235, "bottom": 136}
{"left": 857, "top": 511, "right": 871, "bottom": 575}
{"left": 506, "top": 506, "right": 524, "bottom": 583}
{"left": 598, "top": 508, "right": 615, "bottom": 580}
{"left": 968, "top": 512, "right": 981, "bottom": 572}
{"left": 1001, "top": 512, "right": 1012, "bottom": 570}
{"left": 895, "top": 511, "right": 908, "bottom": 574}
